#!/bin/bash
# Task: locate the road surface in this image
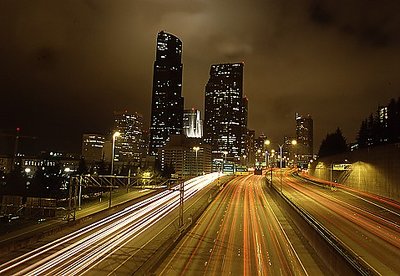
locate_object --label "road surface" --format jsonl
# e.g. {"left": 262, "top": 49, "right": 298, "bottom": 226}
{"left": 279, "top": 170, "right": 400, "bottom": 275}
{"left": 0, "top": 173, "right": 221, "bottom": 275}
{"left": 158, "top": 175, "right": 320, "bottom": 275}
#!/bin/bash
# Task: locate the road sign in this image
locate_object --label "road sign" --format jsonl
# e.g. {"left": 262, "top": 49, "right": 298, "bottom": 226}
{"left": 332, "top": 164, "right": 351, "bottom": 171}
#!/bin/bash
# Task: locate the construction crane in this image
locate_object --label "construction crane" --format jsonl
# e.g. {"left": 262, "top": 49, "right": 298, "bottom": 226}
{"left": 0, "top": 128, "right": 37, "bottom": 171}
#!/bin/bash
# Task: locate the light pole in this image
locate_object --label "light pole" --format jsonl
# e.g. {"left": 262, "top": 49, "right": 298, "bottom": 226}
{"left": 279, "top": 139, "right": 297, "bottom": 193}
{"left": 111, "top": 131, "right": 120, "bottom": 175}
{"left": 193, "top": 146, "right": 200, "bottom": 176}
{"left": 265, "top": 139, "right": 296, "bottom": 193}
{"left": 264, "top": 139, "right": 270, "bottom": 168}
{"left": 279, "top": 144, "right": 284, "bottom": 193}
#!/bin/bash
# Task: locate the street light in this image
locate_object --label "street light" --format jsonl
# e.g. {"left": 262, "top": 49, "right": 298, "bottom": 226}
{"left": 193, "top": 146, "right": 200, "bottom": 176}
{"left": 279, "top": 139, "right": 297, "bottom": 193}
{"left": 264, "top": 139, "right": 271, "bottom": 168}
{"left": 111, "top": 131, "right": 120, "bottom": 175}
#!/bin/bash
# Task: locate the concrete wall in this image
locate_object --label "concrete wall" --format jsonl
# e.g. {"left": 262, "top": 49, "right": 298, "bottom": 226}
{"left": 309, "top": 143, "right": 400, "bottom": 201}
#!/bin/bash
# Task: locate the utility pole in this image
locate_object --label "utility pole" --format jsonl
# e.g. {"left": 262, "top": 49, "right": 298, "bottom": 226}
{"left": 179, "top": 180, "right": 184, "bottom": 229}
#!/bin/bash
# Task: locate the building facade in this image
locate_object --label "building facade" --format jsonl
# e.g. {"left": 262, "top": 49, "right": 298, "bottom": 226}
{"left": 183, "top": 109, "right": 203, "bottom": 138}
{"left": 245, "top": 129, "right": 256, "bottom": 167}
{"left": 113, "top": 111, "right": 146, "bottom": 165}
{"left": 295, "top": 113, "right": 313, "bottom": 167}
{"left": 159, "top": 135, "right": 212, "bottom": 178}
{"left": 204, "top": 63, "right": 247, "bottom": 163}
{"left": 149, "top": 31, "right": 184, "bottom": 156}
{"left": 81, "top": 134, "right": 105, "bottom": 162}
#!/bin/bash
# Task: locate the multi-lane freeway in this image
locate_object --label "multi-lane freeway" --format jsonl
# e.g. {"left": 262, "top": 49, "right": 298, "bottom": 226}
{"left": 0, "top": 173, "right": 221, "bottom": 275}
{"left": 1, "top": 170, "right": 399, "bottom": 275}
{"left": 157, "top": 175, "right": 322, "bottom": 275}
{"left": 279, "top": 170, "right": 400, "bottom": 275}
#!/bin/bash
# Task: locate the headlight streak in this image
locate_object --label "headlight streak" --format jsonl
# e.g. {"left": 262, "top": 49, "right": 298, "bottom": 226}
{"left": 1, "top": 173, "right": 221, "bottom": 275}
{"left": 0, "top": 189, "right": 172, "bottom": 273}
{"left": 22, "top": 194, "right": 178, "bottom": 276}
{"left": 54, "top": 196, "right": 181, "bottom": 276}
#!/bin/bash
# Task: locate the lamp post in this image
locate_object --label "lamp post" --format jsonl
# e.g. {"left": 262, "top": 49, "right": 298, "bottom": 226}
{"left": 111, "top": 131, "right": 120, "bottom": 175}
{"left": 193, "top": 146, "right": 200, "bottom": 176}
{"left": 264, "top": 139, "right": 270, "bottom": 168}
{"left": 279, "top": 139, "right": 297, "bottom": 193}
{"left": 265, "top": 139, "right": 296, "bottom": 193}
{"left": 279, "top": 144, "right": 284, "bottom": 193}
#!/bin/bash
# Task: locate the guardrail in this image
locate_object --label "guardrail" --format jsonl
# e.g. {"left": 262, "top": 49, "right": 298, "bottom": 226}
{"left": 267, "top": 177, "right": 377, "bottom": 275}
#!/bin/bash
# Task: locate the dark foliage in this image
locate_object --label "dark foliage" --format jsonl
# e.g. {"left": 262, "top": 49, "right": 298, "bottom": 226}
{"left": 318, "top": 128, "right": 348, "bottom": 157}
{"left": 76, "top": 157, "right": 88, "bottom": 175}
{"left": 1, "top": 163, "right": 26, "bottom": 196}
{"left": 162, "top": 162, "right": 175, "bottom": 178}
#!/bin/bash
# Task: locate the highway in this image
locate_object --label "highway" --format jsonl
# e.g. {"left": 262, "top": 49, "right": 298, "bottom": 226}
{"left": 278, "top": 170, "right": 400, "bottom": 275}
{"left": 0, "top": 173, "right": 221, "bottom": 275}
{"left": 158, "top": 175, "right": 314, "bottom": 275}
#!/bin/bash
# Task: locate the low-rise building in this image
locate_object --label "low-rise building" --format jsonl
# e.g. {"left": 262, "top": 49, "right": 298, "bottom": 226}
{"left": 159, "top": 135, "right": 212, "bottom": 178}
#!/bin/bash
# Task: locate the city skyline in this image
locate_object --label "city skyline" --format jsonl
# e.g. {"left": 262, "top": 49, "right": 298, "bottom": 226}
{"left": 1, "top": 1, "right": 399, "bottom": 153}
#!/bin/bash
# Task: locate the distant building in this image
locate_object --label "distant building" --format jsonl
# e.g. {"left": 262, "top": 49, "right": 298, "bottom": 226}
{"left": 149, "top": 31, "right": 184, "bottom": 155}
{"left": 283, "top": 135, "right": 297, "bottom": 166}
{"left": 0, "top": 156, "right": 12, "bottom": 173}
{"left": 113, "top": 111, "right": 146, "bottom": 165}
{"left": 204, "top": 63, "right": 247, "bottom": 163}
{"left": 159, "top": 134, "right": 212, "bottom": 178}
{"left": 245, "top": 129, "right": 256, "bottom": 167}
{"left": 379, "top": 106, "right": 389, "bottom": 127}
{"left": 81, "top": 134, "right": 105, "bottom": 162}
{"left": 254, "top": 134, "right": 267, "bottom": 164}
{"left": 295, "top": 113, "right": 313, "bottom": 167}
{"left": 183, "top": 109, "right": 203, "bottom": 138}
{"left": 21, "top": 154, "right": 79, "bottom": 176}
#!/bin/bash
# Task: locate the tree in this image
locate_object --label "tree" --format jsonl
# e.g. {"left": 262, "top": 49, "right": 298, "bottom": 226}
{"left": 357, "top": 119, "right": 368, "bottom": 148}
{"left": 318, "top": 128, "right": 347, "bottom": 157}
{"left": 162, "top": 162, "right": 175, "bottom": 178}
{"left": 29, "top": 167, "right": 47, "bottom": 197}
{"left": 76, "top": 157, "right": 88, "bottom": 175}
{"left": 4, "top": 163, "right": 26, "bottom": 196}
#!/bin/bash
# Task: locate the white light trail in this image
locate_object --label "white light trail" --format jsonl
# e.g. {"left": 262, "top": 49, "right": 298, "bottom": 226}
{"left": 0, "top": 173, "right": 221, "bottom": 275}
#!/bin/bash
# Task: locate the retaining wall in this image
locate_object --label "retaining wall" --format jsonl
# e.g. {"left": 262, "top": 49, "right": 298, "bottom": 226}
{"left": 309, "top": 143, "right": 400, "bottom": 201}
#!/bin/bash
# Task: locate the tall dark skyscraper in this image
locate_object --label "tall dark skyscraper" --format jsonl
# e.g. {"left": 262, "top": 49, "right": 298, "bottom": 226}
{"left": 204, "top": 63, "right": 247, "bottom": 162}
{"left": 295, "top": 113, "right": 313, "bottom": 166}
{"left": 149, "top": 31, "right": 184, "bottom": 156}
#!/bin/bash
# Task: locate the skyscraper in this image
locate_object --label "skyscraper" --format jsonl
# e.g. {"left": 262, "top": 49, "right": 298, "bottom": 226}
{"left": 183, "top": 109, "right": 203, "bottom": 138}
{"left": 204, "top": 63, "right": 247, "bottom": 162}
{"left": 113, "top": 111, "right": 145, "bottom": 164}
{"left": 295, "top": 113, "right": 313, "bottom": 167}
{"left": 149, "top": 31, "right": 184, "bottom": 155}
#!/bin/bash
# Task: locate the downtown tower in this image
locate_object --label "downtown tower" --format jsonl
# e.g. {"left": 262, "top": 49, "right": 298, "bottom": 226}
{"left": 204, "top": 63, "right": 248, "bottom": 163}
{"left": 149, "top": 31, "right": 184, "bottom": 155}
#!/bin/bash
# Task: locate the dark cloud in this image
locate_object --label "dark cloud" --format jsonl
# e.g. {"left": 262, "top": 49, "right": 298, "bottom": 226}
{"left": 0, "top": 0, "right": 399, "bottom": 153}
{"left": 308, "top": 0, "right": 400, "bottom": 48}
{"left": 309, "top": 1, "right": 333, "bottom": 25}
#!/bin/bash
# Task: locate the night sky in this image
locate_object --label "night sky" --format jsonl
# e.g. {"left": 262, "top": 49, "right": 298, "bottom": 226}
{"left": 1, "top": 0, "right": 399, "bottom": 154}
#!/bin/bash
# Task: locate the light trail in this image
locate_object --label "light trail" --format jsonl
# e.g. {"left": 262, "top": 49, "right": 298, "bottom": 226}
{"left": 281, "top": 172, "right": 400, "bottom": 274}
{"left": 0, "top": 173, "right": 221, "bottom": 275}
{"left": 159, "top": 175, "right": 308, "bottom": 275}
